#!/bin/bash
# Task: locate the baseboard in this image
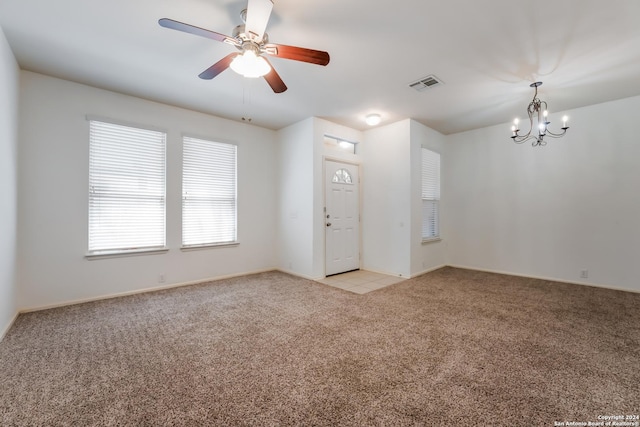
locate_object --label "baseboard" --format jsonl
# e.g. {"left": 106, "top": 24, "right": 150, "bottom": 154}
{"left": 275, "top": 268, "right": 323, "bottom": 281}
{"left": 446, "top": 264, "right": 640, "bottom": 294}
{"left": 0, "top": 311, "right": 19, "bottom": 342}
{"left": 17, "top": 264, "right": 637, "bottom": 316}
{"left": 19, "top": 268, "right": 278, "bottom": 314}
{"left": 409, "top": 264, "right": 447, "bottom": 279}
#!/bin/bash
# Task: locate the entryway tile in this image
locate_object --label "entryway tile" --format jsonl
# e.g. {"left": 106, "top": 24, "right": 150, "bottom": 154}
{"left": 317, "top": 270, "right": 406, "bottom": 294}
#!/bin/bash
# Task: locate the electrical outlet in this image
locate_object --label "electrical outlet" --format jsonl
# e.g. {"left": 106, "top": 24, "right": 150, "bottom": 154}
{"left": 158, "top": 274, "right": 166, "bottom": 283}
{"left": 580, "top": 270, "right": 588, "bottom": 279}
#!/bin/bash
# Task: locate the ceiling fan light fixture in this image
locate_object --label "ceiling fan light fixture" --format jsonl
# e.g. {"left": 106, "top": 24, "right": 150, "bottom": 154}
{"left": 365, "top": 113, "right": 382, "bottom": 126}
{"left": 230, "top": 50, "right": 271, "bottom": 78}
{"left": 159, "top": 0, "right": 329, "bottom": 93}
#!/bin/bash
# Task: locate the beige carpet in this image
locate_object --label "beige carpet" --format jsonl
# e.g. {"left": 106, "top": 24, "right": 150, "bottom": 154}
{"left": 1, "top": 267, "right": 638, "bottom": 426}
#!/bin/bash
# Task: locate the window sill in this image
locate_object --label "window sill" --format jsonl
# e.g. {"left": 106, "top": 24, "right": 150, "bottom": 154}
{"left": 86, "top": 247, "right": 169, "bottom": 260}
{"left": 181, "top": 242, "right": 239, "bottom": 251}
{"left": 421, "top": 237, "right": 442, "bottom": 245}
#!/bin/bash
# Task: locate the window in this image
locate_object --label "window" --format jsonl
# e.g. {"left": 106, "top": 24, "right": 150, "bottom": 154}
{"left": 88, "top": 120, "right": 166, "bottom": 254}
{"left": 332, "top": 168, "right": 353, "bottom": 184}
{"left": 421, "top": 147, "right": 440, "bottom": 241}
{"left": 323, "top": 135, "right": 357, "bottom": 154}
{"left": 182, "top": 136, "right": 237, "bottom": 247}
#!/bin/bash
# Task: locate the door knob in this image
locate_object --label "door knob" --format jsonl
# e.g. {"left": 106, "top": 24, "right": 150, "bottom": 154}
{"left": 326, "top": 222, "right": 332, "bottom": 227}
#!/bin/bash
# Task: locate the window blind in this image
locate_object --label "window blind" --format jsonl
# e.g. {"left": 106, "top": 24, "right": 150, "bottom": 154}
{"left": 182, "top": 136, "right": 237, "bottom": 247}
{"left": 421, "top": 148, "right": 440, "bottom": 240}
{"left": 88, "top": 120, "right": 166, "bottom": 253}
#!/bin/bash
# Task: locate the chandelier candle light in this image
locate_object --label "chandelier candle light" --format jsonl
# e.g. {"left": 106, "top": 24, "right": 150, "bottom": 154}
{"left": 511, "top": 82, "right": 569, "bottom": 147}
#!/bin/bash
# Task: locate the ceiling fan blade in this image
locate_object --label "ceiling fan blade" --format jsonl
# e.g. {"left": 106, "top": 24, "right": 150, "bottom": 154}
{"left": 159, "top": 18, "right": 237, "bottom": 45}
{"left": 262, "top": 58, "right": 287, "bottom": 93}
{"left": 198, "top": 53, "right": 238, "bottom": 80}
{"left": 264, "top": 43, "right": 330, "bottom": 66}
{"left": 244, "top": 0, "right": 273, "bottom": 41}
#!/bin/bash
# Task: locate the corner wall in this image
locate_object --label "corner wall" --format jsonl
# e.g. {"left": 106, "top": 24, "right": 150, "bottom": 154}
{"left": 409, "top": 120, "right": 446, "bottom": 276}
{"left": 361, "top": 119, "right": 412, "bottom": 277}
{"left": 276, "top": 118, "right": 316, "bottom": 278}
{"left": 17, "top": 72, "right": 278, "bottom": 311}
{"left": 444, "top": 96, "right": 640, "bottom": 292}
{"left": 0, "top": 25, "right": 19, "bottom": 339}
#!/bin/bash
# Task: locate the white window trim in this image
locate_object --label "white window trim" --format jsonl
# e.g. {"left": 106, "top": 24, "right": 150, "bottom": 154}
{"left": 180, "top": 242, "right": 240, "bottom": 251}
{"left": 85, "top": 115, "right": 167, "bottom": 134}
{"left": 85, "top": 248, "right": 169, "bottom": 260}
{"left": 422, "top": 236, "right": 442, "bottom": 244}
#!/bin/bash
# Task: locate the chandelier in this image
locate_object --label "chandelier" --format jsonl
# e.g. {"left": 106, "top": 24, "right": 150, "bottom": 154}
{"left": 511, "top": 82, "right": 569, "bottom": 146}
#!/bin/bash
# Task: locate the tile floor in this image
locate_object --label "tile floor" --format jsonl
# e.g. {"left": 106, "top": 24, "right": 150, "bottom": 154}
{"left": 316, "top": 270, "right": 406, "bottom": 294}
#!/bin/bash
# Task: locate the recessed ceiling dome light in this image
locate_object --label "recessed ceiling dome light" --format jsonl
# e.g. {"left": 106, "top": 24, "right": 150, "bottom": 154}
{"left": 365, "top": 113, "right": 381, "bottom": 126}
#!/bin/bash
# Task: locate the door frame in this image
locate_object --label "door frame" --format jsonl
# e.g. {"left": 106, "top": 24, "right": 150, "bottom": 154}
{"left": 323, "top": 156, "right": 362, "bottom": 277}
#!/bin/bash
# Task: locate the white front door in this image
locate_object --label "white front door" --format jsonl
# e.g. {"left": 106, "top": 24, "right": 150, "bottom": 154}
{"left": 325, "top": 160, "right": 360, "bottom": 276}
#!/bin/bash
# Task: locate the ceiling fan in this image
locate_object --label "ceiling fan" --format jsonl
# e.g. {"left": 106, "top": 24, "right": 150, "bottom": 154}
{"left": 159, "top": 0, "right": 330, "bottom": 93}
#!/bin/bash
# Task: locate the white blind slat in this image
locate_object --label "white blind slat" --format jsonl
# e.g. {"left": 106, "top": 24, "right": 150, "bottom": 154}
{"left": 421, "top": 148, "right": 440, "bottom": 239}
{"left": 182, "top": 136, "right": 237, "bottom": 246}
{"left": 89, "top": 120, "right": 166, "bottom": 252}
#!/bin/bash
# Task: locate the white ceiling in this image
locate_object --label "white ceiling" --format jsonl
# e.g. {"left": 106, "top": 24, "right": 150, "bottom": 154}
{"left": 1, "top": 0, "right": 639, "bottom": 134}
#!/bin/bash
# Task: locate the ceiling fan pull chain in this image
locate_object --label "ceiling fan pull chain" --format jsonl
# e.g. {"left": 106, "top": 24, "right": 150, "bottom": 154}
{"left": 242, "top": 79, "right": 253, "bottom": 123}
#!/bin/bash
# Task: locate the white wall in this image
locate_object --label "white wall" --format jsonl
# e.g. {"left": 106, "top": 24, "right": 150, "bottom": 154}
{"left": 409, "top": 120, "right": 446, "bottom": 276}
{"left": 0, "top": 25, "right": 19, "bottom": 338}
{"left": 360, "top": 119, "right": 446, "bottom": 279}
{"left": 18, "top": 72, "right": 278, "bottom": 310}
{"left": 361, "top": 119, "right": 412, "bottom": 277}
{"left": 11, "top": 66, "right": 638, "bottom": 322}
{"left": 444, "top": 95, "right": 640, "bottom": 292}
{"left": 276, "top": 118, "right": 315, "bottom": 278}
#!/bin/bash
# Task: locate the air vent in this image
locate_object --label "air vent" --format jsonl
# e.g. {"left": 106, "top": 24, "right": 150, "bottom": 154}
{"left": 409, "top": 75, "right": 443, "bottom": 92}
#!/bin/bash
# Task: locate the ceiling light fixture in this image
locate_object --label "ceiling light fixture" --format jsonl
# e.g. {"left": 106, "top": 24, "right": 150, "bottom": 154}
{"left": 230, "top": 46, "right": 271, "bottom": 78}
{"left": 511, "top": 82, "right": 569, "bottom": 147}
{"left": 365, "top": 113, "right": 382, "bottom": 126}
